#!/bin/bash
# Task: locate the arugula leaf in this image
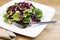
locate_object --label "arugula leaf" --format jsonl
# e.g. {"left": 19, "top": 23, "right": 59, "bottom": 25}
{"left": 3, "top": 14, "right": 8, "bottom": 19}
{"left": 4, "top": 18, "right": 11, "bottom": 24}
{"left": 3, "top": 14, "right": 11, "bottom": 24}
{"left": 13, "top": 12, "right": 20, "bottom": 21}
{"left": 14, "top": 3, "right": 18, "bottom": 6}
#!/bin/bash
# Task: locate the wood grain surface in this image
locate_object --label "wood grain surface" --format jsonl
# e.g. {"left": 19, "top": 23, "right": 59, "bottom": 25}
{"left": 0, "top": 0, "right": 60, "bottom": 40}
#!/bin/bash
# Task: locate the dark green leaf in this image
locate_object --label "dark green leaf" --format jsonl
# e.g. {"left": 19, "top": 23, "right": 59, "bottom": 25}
{"left": 14, "top": 3, "right": 18, "bottom": 6}
{"left": 23, "top": 17, "right": 30, "bottom": 23}
{"left": 35, "top": 9, "right": 42, "bottom": 19}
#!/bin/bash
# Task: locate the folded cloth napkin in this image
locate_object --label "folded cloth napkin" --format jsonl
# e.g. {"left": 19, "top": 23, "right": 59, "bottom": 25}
{"left": 0, "top": 28, "right": 16, "bottom": 40}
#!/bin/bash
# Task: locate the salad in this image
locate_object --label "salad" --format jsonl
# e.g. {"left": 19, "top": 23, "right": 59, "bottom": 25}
{"left": 3, "top": 2, "right": 42, "bottom": 28}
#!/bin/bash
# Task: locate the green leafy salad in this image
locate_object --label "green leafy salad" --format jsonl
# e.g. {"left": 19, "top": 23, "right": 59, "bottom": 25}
{"left": 3, "top": 2, "right": 42, "bottom": 28}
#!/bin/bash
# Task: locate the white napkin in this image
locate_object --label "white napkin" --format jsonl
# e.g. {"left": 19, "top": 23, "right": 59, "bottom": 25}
{"left": 0, "top": 28, "right": 16, "bottom": 40}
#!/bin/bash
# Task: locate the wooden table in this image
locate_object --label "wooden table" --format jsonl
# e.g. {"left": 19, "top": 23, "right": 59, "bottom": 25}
{"left": 0, "top": 0, "right": 60, "bottom": 40}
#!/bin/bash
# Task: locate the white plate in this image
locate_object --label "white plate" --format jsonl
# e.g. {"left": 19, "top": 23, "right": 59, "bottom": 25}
{"left": 0, "top": 0, "right": 55, "bottom": 37}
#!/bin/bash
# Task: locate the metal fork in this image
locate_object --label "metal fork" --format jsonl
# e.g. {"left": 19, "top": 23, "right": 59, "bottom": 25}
{"left": 28, "top": 21, "right": 57, "bottom": 27}
{"left": 13, "top": 21, "right": 57, "bottom": 28}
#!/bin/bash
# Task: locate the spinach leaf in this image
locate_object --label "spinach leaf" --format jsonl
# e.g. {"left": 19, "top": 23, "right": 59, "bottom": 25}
{"left": 23, "top": 17, "right": 30, "bottom": 23}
